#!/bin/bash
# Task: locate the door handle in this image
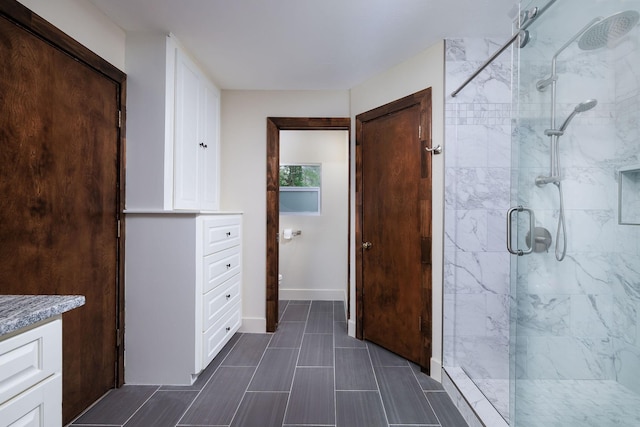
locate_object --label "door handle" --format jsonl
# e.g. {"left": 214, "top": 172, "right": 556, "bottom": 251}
{"left": 362, "top": 242, "right": 372, "bottom": 249}
{"left": 425, "top": 145, "right": 442, "bottom": 155}
{"left": 507, "top": 206, "right": 535, "bottom": 256}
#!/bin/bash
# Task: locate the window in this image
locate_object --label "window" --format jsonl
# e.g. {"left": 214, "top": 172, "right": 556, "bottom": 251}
{"left": 279, "top": 164, "right": 321, "bottom": 214}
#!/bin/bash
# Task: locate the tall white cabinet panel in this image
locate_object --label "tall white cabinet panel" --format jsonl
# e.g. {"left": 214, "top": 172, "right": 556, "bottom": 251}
{"left": 125, "top": 213, "right": 242, "bottom": 385}
{"left": 173, "top": 49, "right": 201, "bottom": 210}
{"left": 200, "top": 82, "right": 220, "bottom": 211}
{"left": 126, "top": 33, "right": 220, "bottom": 211}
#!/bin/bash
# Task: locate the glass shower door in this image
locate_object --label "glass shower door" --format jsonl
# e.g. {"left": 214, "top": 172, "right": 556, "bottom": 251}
{"left": 511, "top": 0, "right": 640, "bottom": 425}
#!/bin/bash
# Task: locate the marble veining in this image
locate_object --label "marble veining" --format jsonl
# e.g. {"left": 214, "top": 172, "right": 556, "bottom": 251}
{"left": 0, "top": 295, "right": 85, "bottom": 337}
{"left": 444, "top": 37, "right": 513, "bottom": 422}
{"left": 446, "top": 22, "right": 640, "bottom": 425}
{"left": 515, "top": 379, "right": 640, "bottom": 426}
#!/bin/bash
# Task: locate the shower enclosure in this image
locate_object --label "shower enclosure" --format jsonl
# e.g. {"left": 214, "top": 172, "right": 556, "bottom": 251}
{"left": 445, "top": 0, "right": 640, "bottom": 425}
{"left": 511, "top": 0, "right": 640, "bottom": 424}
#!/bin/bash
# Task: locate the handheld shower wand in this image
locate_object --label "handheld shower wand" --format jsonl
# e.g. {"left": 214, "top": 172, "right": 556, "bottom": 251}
{"left": 536, "top": 100, "right": 598, "bottom": 261}
{"left": 558, "top": 99, "right": 599, "bottom": 132}
{"left": 535, "top": 100, "right": 598, "bottom": 186}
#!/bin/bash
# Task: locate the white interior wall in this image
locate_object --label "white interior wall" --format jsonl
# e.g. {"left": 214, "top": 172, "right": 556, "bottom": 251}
{"left": 15, "top": 0, "right": 446, "bottom": 381}
{"left": 17, "top": 0, "right": 126, "bottom": 71}
{"left": 350, "top": 41, "right": 445, "bottom": 381}
{"left": 279, "top": 130, "right": 349, "bottom": 301}
{"left": 219, "top": 91, "right": 350, "bottom": 332}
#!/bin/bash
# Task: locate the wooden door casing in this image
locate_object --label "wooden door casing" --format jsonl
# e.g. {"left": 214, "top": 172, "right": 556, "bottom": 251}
{"left": 0, "top": 1, "right": 126, "bottom": 423}
{"left": 265, "top": 117, "right": 350, "bottom": 332}
{"left": 356, "top": 89, "right": 432, "bottom": 371}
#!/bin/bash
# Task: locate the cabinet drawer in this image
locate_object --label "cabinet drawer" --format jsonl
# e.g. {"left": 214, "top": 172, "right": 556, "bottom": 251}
{"left": 0, "top": 320, "right": 61, "bottom": 406}
{"left": 203, "top": 246, "right": 241, "bottom": 294}
{"left": 0, "top": 373, "right": 61, "bottom": 427}
{"left": 202, "top": 303, "right": 241, "bottom": 367}
{"left": 203, "top": 216, "right": 241, "bottom": 255}
{"left": 203, "top": 276, "right": 241, "bottom": 331}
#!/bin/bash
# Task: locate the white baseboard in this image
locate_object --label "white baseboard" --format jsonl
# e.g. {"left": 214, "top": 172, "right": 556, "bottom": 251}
{"left": 239, "top": 317, "right": 266, "bottom": 333}
{"left": 279, "top": 289, "right": 346, "bottom": 301}
{"left": 347, "top": 319, "right": 356, "bottom": 338}
{"left": 430, "top": 358, "right": 443, "bottom": 382}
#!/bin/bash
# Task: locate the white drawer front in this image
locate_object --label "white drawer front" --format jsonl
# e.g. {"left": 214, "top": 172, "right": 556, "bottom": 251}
{"left": 202, "top": 276, "right": 241, "bottom": 331}
{"left": 0, "top": 320, "right": 61, "bottom": 407}
{"left": 0, "top": 373, "right": 61, "bottom": 427}
{"left": 202, "top": 303, "right": 241, "bottom": 367}
{"left": 203, "top": 246, "right": 241, "bottom": 294}
{"left": 203, "top": 216, "right": 241, "bottom": 255}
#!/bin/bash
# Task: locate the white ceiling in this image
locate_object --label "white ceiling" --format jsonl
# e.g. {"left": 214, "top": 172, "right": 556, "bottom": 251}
{"left": 89, "top": 0, "right": 519, "bottom": 90}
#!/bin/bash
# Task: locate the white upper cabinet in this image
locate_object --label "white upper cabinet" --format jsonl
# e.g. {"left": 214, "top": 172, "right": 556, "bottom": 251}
{"left": 126, "top": 33, "right": 220, "bottom": 211}
{"left": 200, "top": 82, "right": 220, "bottom": 210}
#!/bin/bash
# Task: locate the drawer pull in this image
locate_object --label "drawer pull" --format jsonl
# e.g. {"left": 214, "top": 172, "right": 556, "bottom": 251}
{"left": 226, "top": 232, "right": 231, "bottom": 237}
{"left": 225, "top": 326, "right": 231, "bottom": 332}
{"left": 226, "top": 263, "right": 231, "bottom": 269}
{"left": 226, "top": 294, "right": 231, "bottom": 299}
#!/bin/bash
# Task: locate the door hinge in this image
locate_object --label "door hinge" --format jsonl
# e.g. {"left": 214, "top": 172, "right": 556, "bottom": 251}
{"left": 419, "top": 125, "right": 422, "bottom": 139}
{"left": 116, "top": 328, "right": 122, "bottom": 347}
{"left": 117, "top": 219, "right": 121, "bottom": 238}
{"left": 118, "top": 110, "right": 122, "bottom": 128}
{"left": 419, "top": 316, "right": 422, "bottom": 331}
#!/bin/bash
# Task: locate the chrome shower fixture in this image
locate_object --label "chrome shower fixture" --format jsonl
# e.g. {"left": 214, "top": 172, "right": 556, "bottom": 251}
{"left": 578, "top": 10, "right": 640, "bottom": 50}
{"left": 543, "top": 99, "right": 599, "bottom": 137}
{"left": 536, "top": 98, "right": 598, "bottom": 262}
{"left": 537, "top": 99, "right": 597, "bottom": 185}
{"left": 558, "top": 99, "right": 598, "bottom": 132}
{"left": 536, "top": 10, "right": 639, "bottom": 91}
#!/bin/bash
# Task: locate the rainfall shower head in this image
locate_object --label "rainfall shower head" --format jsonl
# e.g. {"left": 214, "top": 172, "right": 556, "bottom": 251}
{"left": 559, "top": 99, "right": 598, "bottom": 132}
{"left": 578, "top": 10, "right": 640, "bottom": 50}
{"left": 536, "top": 10, "right": 639, "bottom": 91}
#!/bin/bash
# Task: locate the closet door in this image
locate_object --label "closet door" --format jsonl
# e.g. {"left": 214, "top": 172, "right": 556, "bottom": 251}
{"left": 0, "top": 4, "right": 124, "bottom": 422}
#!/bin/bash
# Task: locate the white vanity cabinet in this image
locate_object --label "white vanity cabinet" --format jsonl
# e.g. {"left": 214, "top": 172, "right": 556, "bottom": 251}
{"left": 126, "top": 33, "right": 220, "bottom": 211}
{"left": 125, "top": 213, "right": 242, "bottom": 385}
{"left": 0, "top": 319, "right": 62, "bottom": 427}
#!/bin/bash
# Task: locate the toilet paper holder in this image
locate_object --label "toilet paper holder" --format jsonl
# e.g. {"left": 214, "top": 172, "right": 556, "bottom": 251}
{"left": 280, "top": 229, "right": 302, "bottom": 241}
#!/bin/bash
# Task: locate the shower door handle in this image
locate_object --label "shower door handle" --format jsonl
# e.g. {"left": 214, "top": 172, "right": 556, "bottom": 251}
{"left": 507, "top": 206, "right": 535, "bottom": 256}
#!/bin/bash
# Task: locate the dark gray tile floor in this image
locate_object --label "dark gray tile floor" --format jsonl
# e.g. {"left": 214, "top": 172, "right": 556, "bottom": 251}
{"left": 69, "top": 300, "right": 467, "bottom": 427}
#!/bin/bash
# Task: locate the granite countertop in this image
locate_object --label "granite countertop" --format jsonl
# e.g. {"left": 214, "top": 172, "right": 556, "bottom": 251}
{"left": 0, "top": 295, "right": 86, "bottom": 337}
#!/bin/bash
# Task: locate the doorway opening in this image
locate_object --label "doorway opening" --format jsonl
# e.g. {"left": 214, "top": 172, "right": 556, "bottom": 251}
{"left": 266, "top": 118, "right": 350, "bottom": 332}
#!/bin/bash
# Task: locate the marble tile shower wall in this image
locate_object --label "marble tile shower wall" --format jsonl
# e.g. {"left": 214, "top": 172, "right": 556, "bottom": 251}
{"left": 611, "top": 33, "right": 640, "bottom": 395}
{"left": 443, "top": 38, "right": 512, "bottom": 383}
{"left": 514, "top": 29, "right": 640, "bottom": 391}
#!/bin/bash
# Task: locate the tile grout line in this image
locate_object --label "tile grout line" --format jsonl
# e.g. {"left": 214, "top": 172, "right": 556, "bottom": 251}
{"left": 423, "top": 391, "right": 444, "bottom": 427}
{"left": 175, "top": 333, "right": 245, "bottom": 426}
{"left": 408, "top": 363, "right": 444, "bottom": 426}
{"left": 332, "top": 302, "right": 337, "bottom": 427}
{"left": 366, "top": 343, "right": 392, "bottom": 427}
{"left": 281, "top": 301, "right": 310, "bottom": 425}
{"left": 119, "top": 385, "right": 162, "bottom": 427}
{"left": 226, "top": 331, "right": 277, "bottom": 427}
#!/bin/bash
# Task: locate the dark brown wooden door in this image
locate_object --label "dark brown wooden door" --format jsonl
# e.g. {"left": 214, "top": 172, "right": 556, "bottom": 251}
{"left": 0, "top": 12, "right": 121, "bottom": 423}
{"left": 356, "top": 89, "right": 432, "bottom": 368}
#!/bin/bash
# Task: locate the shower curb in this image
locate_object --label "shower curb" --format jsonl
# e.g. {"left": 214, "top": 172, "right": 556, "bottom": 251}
{"left": 442, "top": 367, "right": 508, "bottom": 427}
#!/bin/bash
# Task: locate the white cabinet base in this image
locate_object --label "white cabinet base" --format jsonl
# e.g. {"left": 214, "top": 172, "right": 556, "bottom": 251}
{"left": 0, "top": 374, "right": 61, "bottom": 427}
{"left": 125, "top": 213, "right": 242, "bottom": 385}
{"left": 0, "top": 319, "right": 62, "bottom": 427}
